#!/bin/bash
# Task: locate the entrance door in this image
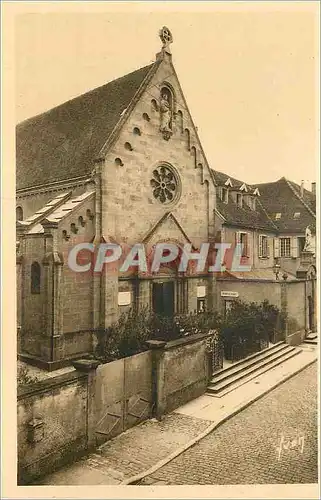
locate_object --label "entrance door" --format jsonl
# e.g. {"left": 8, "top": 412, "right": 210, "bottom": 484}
{"left": 152, "top": 282, "right": 174, "bottom": 317}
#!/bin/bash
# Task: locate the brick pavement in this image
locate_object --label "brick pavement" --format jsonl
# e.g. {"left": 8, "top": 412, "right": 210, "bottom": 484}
{"left": 140, "top": 363, "right": 318, "bottom": 485}
{"left": 35, "top": 413, "right": 212, "bottom": 485}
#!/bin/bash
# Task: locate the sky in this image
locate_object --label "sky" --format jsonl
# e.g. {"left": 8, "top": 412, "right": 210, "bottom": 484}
{"left": 15, "top": 3, "right": 319, "bottom": 187}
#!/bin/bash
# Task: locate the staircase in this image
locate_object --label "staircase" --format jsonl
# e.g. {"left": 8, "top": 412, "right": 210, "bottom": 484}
{"left": 207, "top": 342, "right": 301, "bottom": 397}
{"left": 304, "top": 332, "right": 318, "bottom": 346}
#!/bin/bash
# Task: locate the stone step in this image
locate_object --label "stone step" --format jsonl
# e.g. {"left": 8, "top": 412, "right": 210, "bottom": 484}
{"left": 207, "top": 347, "right": 301, "bottom": 398}
{"left": 306, "top": 332, "right": 317, "bottom": 340}
{"left": 304, "top": 339, "right": 318, "bottom": 345}
{"left": 207, "top": 346, "right": 300, "bottom": 396}
{"left": 210, "top": 342, "right": 289, "bottom": 385}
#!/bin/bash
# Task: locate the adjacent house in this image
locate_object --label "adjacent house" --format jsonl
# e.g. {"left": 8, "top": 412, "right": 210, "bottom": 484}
{"left": 212, "top": 170, "right": 316, "bottom": 336}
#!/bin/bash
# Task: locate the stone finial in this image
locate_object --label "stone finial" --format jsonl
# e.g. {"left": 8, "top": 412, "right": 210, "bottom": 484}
{"left": 159, "top": 26, "right": 173, "bottom": 52}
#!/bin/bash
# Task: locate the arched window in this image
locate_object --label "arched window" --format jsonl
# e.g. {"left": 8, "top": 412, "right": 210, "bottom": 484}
{"left": 16, "top": 206, "right": 23, "bottom": 221}
{"left": 31, "top": 262, "right": 41, "bottom": 294}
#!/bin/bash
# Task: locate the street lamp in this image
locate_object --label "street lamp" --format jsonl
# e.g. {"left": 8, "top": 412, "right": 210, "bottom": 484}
{"left": 273, "top": 261, "right": 281, "bottom": 280}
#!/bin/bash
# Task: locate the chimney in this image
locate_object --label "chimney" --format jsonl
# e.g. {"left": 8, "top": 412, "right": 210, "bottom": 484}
{"left": 300, "top": 180, "right": 304, "bottom": 197}
{"left": 311, "top": 182, "right": 316, "bottom": 195}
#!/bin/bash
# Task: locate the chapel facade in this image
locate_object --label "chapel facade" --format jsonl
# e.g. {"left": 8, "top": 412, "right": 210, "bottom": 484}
{"left": 16, "top": 28, "right": 317, "bottom": 370}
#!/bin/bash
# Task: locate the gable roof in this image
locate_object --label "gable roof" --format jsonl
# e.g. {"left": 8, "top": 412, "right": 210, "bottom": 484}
{"left": 257, "top": 177, "right": 316, "bottom": 233}
{"left": 16, "top": 63, "right": 156, "bottom": 191}
{"left": 212, "top": 170, "right": 254, "bottom": 193}
{"left": 212, "top": 170, "right": 276, "bottom": 231}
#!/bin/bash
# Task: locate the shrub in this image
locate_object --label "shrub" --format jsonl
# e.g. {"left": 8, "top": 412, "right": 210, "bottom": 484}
{"left": 221, "top": 299, "right": 286, "bottom": 353}
{"left": 17, "top": 365, "right": 39, "bottom": 387}
{"left": 95, "top": 308, "right": 222, "bottom": 362}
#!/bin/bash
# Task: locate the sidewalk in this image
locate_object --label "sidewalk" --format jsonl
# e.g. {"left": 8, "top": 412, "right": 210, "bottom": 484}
{"left": 36, "top": 343, "right": 317, "bottom": 486}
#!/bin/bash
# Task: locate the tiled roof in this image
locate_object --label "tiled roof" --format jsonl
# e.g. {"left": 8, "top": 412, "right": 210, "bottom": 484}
{"left": 213, "top": 170, "right": 276, "bottom": 231}
{"left": 257, "top": 177, "right": 316, "bottom": 233}
{"left": 212, "top": 170, "right": 256, "bottom": 192}
{"left": 16, "top": 63, "right": 156, "bottom": 190}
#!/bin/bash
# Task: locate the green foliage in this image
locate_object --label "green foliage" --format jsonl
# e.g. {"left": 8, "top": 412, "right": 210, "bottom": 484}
{"left": 95, "top": 300, "right": 283, "bottom": 363}
{"left": 221, "top": 299, "right": 286, "bottom": 347}
{"left": 17, "top": 365, "right": 39, "bottom": 387}
{"left": 95, "top": 308, "right": 222, "bottom": 362}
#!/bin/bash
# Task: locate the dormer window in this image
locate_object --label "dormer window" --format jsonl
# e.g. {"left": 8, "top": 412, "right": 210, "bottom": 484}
{"left": 236, "top": 193, "right": 243, "bottom": 208}
{"left": 221, "top": 187, "right": 228, "bottom": 204}
{"left": 240, "top": 183, "right": 248, "bottom": 192}
{"left": 247, "top": 196, "right": 256, "bottom": 210}
{"left": 275, "top": 213, "right": 281, "bottom": 220}
{"left": 224, "top": 178, "right": 233, "bottom": 187}
{"left": 293, "top": 212, "right": 301, "bottom": 219}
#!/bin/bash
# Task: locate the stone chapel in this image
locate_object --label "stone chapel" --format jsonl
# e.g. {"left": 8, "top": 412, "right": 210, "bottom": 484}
{"left": 16, "top": 27, "right": 218, "bottom": 369}
{"left": 16, "top": 27, "right": 316, "bottom": 370}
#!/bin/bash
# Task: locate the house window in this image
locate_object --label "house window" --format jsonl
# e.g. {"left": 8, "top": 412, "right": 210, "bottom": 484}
{"left": 259, "top": 235, "right": 269, "bottom": 258}
{"left": 248, "top": 197, "right": 256, "bottom": 210}
{"left": 275, "top": 213, "right": 281, "bottom": 220}
{"left": 31, "top": 262, "right": 41, "bottom": 294}
{"left": 236, "top": 232, "right": 248, "bottom": 257}
{"left": 280, "top": 237, "right": 291, "bottom": 257}
{"left": 221, "top": 188, "right": 228, "bottom": 203}
{"left": 16, "top": 206, "right": 23, "bottom": 221}
{"left": 236, "top": 193, "right": 243, "bottom": 208}
{"left": 298, "top": 237, "right": 306, "bottom": 254}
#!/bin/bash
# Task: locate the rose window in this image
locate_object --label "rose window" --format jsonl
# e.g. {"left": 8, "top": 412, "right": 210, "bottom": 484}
{"left": 150, "top": 165, "right": 178, "bottom": 204}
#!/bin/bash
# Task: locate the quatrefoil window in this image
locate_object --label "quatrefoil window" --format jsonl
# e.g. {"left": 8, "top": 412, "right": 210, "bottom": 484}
{"left": 150, "top": 165, "right": 178, "bottom": 204}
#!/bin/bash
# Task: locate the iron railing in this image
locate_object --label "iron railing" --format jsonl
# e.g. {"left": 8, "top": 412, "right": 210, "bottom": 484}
{"left": 229, "top": 334, "right": 269, "bottom": 363}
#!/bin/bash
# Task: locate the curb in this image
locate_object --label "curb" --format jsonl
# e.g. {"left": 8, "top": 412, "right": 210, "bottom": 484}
{"left": 122, "top": 357, "right": 317, "bottom": 485}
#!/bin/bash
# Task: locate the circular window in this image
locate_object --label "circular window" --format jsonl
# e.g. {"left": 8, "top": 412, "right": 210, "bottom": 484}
{"left": 150, "top": 164, "right": 179, "bottom": 204}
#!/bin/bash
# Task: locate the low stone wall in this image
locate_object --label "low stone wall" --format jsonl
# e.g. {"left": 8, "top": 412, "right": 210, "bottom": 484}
{"left": 17, "top": 332, "right": 212, "bottom": 483}
{"left": 286, "top": 329, "right": 306, "bottom": 346}
{"left": 17, "top": 371, "right": 88, "bottom": 484}
{"left": 163, "top": 333, "right": 211, "bottom": 413}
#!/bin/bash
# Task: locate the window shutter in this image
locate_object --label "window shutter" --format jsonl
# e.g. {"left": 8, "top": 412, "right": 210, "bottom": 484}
{"left": 291, "top": 237, "right": 298, "bottom": 258}
{"left": 266, "top": 237, "right": 270, "bottom": 257}
{"left": 274, "top": 238, "right": 279, "bottom": 258}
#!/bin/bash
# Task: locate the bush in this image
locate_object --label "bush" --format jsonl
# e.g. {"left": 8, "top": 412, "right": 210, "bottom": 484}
{"left": 95, "top": 308, "right": 222, "bottom": 362}
{"left": 221, "top": 299, "right": 286, "bottom": 356}
{"left": 17, "top": 365, "right": 39, "bottom": 387}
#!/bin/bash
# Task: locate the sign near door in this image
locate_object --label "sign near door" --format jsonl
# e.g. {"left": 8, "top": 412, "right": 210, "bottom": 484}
{"left": 221, "top": 291, "right": 239, "bottom": 298}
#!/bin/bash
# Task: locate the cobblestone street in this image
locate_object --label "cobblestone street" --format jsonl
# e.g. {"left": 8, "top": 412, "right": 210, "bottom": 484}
{"left": 140, "top": 363, "right": 318, "bottom": 485}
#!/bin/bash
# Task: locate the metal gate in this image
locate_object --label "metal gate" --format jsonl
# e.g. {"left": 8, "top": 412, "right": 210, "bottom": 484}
{"left": 94, "top": 351, "right": 153, "bottom": 446}
{"left": 207, "top": 331, "right": 224, "bottom": 373}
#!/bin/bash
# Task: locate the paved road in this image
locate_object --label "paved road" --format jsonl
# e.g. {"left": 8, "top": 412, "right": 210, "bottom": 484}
{"left": 140, "top": 363, "right": 318, "bottom": 485}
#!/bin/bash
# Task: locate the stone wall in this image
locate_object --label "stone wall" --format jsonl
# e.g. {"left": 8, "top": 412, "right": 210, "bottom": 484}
{"left": 17, "top": 333, "right": 211, "bottom": 484}
{"left": 17, "top": 371, "right": 88, "bottom": 484}
{"left": 163, "top": 333, "right": 211, "bottom": 413}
